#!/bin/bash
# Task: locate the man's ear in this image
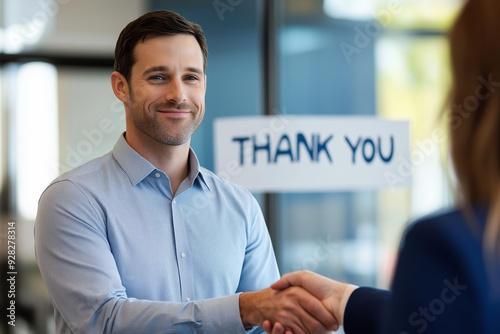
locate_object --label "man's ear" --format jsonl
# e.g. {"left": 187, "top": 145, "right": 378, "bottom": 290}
{"left": 111, "top": 71, "right": 129, "bottom": 103}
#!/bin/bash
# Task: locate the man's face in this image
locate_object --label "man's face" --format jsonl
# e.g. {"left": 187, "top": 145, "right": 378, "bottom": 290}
{"left": 126, "top": 34, "right": 206, "bottom": 146}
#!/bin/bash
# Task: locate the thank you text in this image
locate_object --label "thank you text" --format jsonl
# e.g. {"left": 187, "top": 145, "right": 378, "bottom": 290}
{"left": 214, "top": 116, "right": 410, "bottom": 192}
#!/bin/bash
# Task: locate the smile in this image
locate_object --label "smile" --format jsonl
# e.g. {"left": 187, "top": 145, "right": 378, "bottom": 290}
{"left": 156, "top": 109, "right": 191, "bottom": 116}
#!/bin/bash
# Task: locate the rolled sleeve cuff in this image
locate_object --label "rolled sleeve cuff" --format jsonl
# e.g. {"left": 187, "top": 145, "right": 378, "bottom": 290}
{"left": 202, "top": 293, "right": 247, "bottom": 334}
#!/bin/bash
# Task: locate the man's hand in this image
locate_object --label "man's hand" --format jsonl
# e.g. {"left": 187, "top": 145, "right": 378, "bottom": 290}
{"left": 270, "top": 270, "right": 358, "bottom": 328}
{"left": 239, "top": 286, "right": 338, "bottom": 334}
{"left": 262, "top": 320, "right": 289, "bottom": 334}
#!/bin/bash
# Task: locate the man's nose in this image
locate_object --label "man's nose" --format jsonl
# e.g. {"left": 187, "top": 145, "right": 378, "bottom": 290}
{"left": 164, "top": 77, "right": 185, "bottom": 104}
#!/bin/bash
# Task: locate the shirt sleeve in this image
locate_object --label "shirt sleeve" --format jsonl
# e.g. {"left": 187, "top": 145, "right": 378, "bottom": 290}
{"left": 35, "top": 179, "right": 248, "bottom": 334}
{"left": 236, "top": 194, "right": 281, "bottom": 293}
{"left": 233, "top": 193, "right": 281, "bottom": 334}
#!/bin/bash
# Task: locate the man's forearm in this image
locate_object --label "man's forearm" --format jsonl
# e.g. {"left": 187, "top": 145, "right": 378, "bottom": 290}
{"left": 240, "top": 291, "right": 262, "bottom": 328}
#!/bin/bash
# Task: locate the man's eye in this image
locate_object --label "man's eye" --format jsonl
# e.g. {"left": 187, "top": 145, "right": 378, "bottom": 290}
{"left": 149, "top": 75, "right": 164, "bottom": 80}
{"left": 185, "top": 75, "right": 198, "bottom": 81}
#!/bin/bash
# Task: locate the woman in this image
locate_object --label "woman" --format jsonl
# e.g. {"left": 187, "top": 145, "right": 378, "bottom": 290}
{"left": 264, "top": 0, "right": 500, "bottom": 333}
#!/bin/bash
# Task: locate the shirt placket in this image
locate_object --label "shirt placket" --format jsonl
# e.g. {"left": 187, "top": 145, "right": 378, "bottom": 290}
{"left": 171, "top": 197, "right": 196, "bottom": 302}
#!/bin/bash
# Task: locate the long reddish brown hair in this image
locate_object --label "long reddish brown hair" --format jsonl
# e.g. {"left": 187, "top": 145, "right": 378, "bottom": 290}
{"left": 448, "top": 0, "right": 500, "bottom": 256}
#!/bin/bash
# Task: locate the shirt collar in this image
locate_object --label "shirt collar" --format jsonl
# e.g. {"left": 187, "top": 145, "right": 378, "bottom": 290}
{"left": 112, "top": 133, "right": 210, "bottom": 190}
{"left": 187, "top": 149, "right": 210, "bottom": 191}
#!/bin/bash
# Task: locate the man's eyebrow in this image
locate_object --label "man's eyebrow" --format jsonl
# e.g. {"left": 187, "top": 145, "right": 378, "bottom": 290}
{"left": 143, "top": 66, "right": 168, "bottom": 76}
{"left": 186, "top": 67, "right": 204, "bottom": 75}
{"left": 142, "top": 66, "right": 204, "bottom": 77}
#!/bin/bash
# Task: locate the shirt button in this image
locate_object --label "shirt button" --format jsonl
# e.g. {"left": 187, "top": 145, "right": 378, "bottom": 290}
{"left": 155, "top": 172, "right": 161, "bottom": 178}
{"left": 181, "top": 252, "right": 186, "bottom": 258}
{"left": 186, "top": 297, "right": 191, "bottom": 302}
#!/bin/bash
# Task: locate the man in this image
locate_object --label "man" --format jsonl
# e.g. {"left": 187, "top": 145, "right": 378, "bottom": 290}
{"left": 35, "top": 10, "right": 337, "bottom": 334}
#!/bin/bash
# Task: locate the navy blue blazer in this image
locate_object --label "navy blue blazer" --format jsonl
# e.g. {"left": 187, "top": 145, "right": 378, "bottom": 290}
{"left": 344, "top": 208, "right": 500, "bottom": 334}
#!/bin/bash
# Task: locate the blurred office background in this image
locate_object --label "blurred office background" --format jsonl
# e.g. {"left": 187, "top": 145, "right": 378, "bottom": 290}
{"left": 0, "top": 0, "right": 462, "bottom": 333}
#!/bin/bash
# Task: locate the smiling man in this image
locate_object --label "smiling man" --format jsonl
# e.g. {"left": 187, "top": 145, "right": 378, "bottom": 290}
{"left": 34, "top": 10, "right": 337, "bottom": 334}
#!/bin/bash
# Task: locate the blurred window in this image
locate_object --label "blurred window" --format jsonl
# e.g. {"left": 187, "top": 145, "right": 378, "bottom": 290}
{"left": 276, "top": 0, "right": 463, "bottom": 293}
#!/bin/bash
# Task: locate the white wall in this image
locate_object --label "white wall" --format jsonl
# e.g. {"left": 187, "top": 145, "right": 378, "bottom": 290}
{"left": 2, "top": 0, "right": 145, "bottom": 55}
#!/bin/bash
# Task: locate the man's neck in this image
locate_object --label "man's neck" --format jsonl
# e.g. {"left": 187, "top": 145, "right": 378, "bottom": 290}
{"left": 124, "top": 131, "right": 190, "bottom": 195}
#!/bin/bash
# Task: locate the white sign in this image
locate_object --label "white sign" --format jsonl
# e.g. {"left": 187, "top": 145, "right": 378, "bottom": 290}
{"left": 214, "top": 116, "right": 410, "bottom": 192}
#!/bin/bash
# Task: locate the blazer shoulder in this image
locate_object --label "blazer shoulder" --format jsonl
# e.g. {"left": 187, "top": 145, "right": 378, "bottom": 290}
{"left": 401, "top": 208, "right": 482, "bottom": 250}
{"left": 397, "top": 207, "right": 493, "bottom": 299}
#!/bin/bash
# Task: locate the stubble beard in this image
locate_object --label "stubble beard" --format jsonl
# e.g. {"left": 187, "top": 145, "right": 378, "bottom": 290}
{"left": 128, "top": 94, "right": 202, "bottom": 146}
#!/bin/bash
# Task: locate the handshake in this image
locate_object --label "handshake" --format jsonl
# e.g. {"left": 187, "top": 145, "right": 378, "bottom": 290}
{"left": 239, "top": 270, "right": 358, "bottom": 334}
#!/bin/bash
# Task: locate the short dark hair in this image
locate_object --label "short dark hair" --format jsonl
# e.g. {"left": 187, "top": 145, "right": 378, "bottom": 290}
{"left": 114, "top": 10, "right": 208, "bottom": 82}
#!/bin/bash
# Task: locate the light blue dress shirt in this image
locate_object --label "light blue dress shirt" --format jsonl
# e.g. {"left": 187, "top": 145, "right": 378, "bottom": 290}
{"left": 35, "top": 133, "right": 280, "bottom": 334}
